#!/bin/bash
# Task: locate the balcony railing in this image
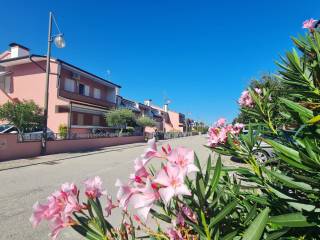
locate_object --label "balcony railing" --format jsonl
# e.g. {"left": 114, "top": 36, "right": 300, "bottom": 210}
{"left": 60, "top": 89, "right": 116, "bottom": 108}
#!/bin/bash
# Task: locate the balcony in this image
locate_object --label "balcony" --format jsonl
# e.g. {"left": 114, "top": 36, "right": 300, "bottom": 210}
{"left": 179, "top": 113, "right": 186, "bottom": 124}
{"left": 59, "top": 89, "right": 116, "bottom": 109}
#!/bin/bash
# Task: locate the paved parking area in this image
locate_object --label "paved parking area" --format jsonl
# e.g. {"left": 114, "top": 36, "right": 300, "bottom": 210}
{"left": 0, "top": 135, "right": 238, "bottom": 240}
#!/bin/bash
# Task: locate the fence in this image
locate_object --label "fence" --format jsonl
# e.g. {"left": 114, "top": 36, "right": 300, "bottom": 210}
{"left": 17, "top": 131, "right": 143, "bottom": 143}
{"left": 0, "top": 131, "right": 199, "bottom": 161}
{"left": 0, "top": 133, "right": 145, "bottom": 161}
{"left": 145, "top": 131, "right": 200, "bottom": 140}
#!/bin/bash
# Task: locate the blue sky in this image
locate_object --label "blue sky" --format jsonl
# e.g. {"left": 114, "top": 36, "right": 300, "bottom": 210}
{"left": 1, "top": 1, "right": 319, "bottom": 124}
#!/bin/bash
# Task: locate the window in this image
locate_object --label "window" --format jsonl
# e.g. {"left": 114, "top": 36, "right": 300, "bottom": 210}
{"left": 77, "top": 113, "right": 84, "bottom": 125}
{"left": 79, "top": 83, "right": 90, "bottom": 96}
{"left": 93, "top": 88, "right": 101, "bottom": 99}
{"left": 84, "top": 85, "right": 90, "bottom": 96}
{"left": 92, "top": 115, "right": 100, "bottom": 126}
{"left": 64, "top": 78, "right": 75, "bottom": 92}
{"left": 0, "top": 76, "right": 11, "bottom": 93}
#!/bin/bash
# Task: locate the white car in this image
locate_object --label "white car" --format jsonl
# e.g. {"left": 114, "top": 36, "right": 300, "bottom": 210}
{"left": 0, "top": 124, "right": 55, "bottom": 141}
{"left": 252, "top": 140, "right": 275, "bottom": 163}
{"left": 242, "top": 129, "right": 275, "bottom": 163}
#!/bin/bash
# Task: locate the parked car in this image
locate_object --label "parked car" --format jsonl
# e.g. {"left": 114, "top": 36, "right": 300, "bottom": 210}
{"left": 0, "top": 124, "right": 19, "bottom": 134}
{"left": 0, "top": 124, "right": 55, "bottom": 141}
{"left": 242, "top": 129, "right": 275, "bottom": 163}
{"left": 243, "top": 129, "right": 296, "bottom": 163}
{"left": 252, "top": 138, "right": 275, "bottom": 163}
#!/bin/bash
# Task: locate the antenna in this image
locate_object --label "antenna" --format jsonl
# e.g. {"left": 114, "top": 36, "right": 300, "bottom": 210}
{"left": 162, "top": 90, "right": 171, "bottom": 105}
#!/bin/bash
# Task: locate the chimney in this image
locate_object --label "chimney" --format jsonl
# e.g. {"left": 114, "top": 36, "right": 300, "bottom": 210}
{"left": 163, "top": 103, "right": 168, "bottom": 112}
{"left": 144, "top": 99, "right": 152, "bottom": 106}
{"left": 9, "top": 43, "right": 30, "bottom": 58}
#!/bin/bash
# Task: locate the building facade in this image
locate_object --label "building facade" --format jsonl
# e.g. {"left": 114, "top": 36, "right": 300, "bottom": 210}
{"left": 142, "top": 100, "right": 186, "bottom": 133}
{"left": 0, "top": 43, "right": 120, "bottom": 134}
{"left": 0, "top": 43, "right": 193, "bottom": 135}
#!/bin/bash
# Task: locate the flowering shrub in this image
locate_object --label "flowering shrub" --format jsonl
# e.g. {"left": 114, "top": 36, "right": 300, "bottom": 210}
{"left": 238, "top": 88, "right": 262, "bottom": 108}
{"left": 207, "top": 18, "right": 320, "bottom": 239}
{"left": 30, "top": 177, "right": 119, "bottom": 240}
{"left": 31, "top": 137, "right": 258, "bottom": 239}
{"left": 302, "top": 18, "right": 317, "bottom": 30}
{"left": 207, "top": 118, "right": 244, "bottom": 147}
{"left": 31, "top": 19, "right": 320, "bottom": 240}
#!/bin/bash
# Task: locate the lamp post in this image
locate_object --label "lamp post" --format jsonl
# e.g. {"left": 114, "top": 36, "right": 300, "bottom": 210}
{"left": 41, "top": 12, "right": 66, "bottom": 155}
{"left": 185, "top": 112, "right": 192, "bottom": 133}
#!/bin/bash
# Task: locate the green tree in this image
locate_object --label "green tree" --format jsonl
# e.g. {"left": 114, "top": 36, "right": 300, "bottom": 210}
{"left": 0, "top": 100, "right": 43, "bottom": 133}
{"left": 234, "top": 74, "right": 287, "bottom": 128}
{"left": 105, "top": 109, "right": 136, "bottom": 132}
{"left": 136, "top": 116, "right": 156, "bottom": 128}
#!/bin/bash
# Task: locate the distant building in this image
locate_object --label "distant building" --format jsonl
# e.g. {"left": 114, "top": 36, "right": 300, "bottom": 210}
{"left": 142, "top": 99, "right": 187, "bottom": 133}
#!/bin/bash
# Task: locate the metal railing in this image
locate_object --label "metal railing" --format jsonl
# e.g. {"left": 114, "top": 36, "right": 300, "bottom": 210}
{"left": 146, "top": 131, "right": 199, "bottom": 141}
{"left": 17, "top": 131, "right": 143, "bottom": 142}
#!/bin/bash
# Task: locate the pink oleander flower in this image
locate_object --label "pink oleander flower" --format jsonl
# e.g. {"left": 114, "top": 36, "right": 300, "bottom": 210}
{"left": 181, "top": 205, "right": 197, "bottom": 223}
{"left": 64, "top": 194, "right": 83, "bottom": 215}
{"left": 84, "top": 176, "right": 105, "bottom": 198}
{"left": 207, "top": 125, "right": 228, "bottom": 147}
{"left": 133, "top": 214, "right": 142, "bottom": 224}
{"left": 162, "top": 144, "right": 172, "bottom": 155}
{"left": 141, "top": 138, "right": 162, "bottom": 163}
{"left": 207, "top": 126, "right": 220, "bottom": 146}
{"left": 167, "top": 227, "right": 184, "bottom": 240}
{"left": 61, "top": 182, "right": 78, "bottom": 195}
{"left": 30, "top": 202, "right": 50, "bottom": 228}
{"left": 129, "top": 179, "right": 159, "bottom": 220}
{"left": 105, "top": 194, "right": 117, "bottom": 217}
{"left": 154, "top": 164, "right": 191, "bottom": 204}
{"left": 231, "top": 123, "right": 244, "bottom": 135}
{"left": 130, "top": 157, "right": 150, "bottom": 184}
{"left": 174, "top": 212, "right": 185, "bottom": 226}
{"left": 207, "top": 119, "right": 244, "bottom": 148}
{"left": 115, "top": 179, "right": 136, "bottom": 209}
{"left": 215, "top": 117, "right": 226, "bottom": 127}
{"left": 30, "top": 182, "right": 82, "bottom": 239}
{"left": 167, "top": 147, "right": 199, "bottom": 174}
{"left": 303, "top": 18, "right": 317, "bottom": 29}
{"left": 238, "top": 90, "right": 254, "bottom": 108}
{"left": 49, "top": 215, "right": 75, "bottom": 240}
{"left": 254, "top": 87, "right": 262, "bottom": 95}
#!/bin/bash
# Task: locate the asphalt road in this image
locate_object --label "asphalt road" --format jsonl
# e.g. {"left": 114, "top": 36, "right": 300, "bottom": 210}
{"left": 0, "top": 135, "right": 236, "bottom": 240}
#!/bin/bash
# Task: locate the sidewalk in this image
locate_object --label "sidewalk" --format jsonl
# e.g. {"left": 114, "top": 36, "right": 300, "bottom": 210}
{"left": 0, "top": 141, "right": 148, "bottom": 171}
{"left": 0, "top": 137, "right": 182, "bottom": 171}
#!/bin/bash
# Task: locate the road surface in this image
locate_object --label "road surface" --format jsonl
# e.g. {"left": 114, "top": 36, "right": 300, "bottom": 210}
{"left": 0, "top": 135, "right": 236, "bottom": 240}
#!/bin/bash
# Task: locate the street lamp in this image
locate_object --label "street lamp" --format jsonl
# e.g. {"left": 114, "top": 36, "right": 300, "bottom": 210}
{"left": 185, "top": 112, "right": 192, "bottom": 133}
{"left": 41, "top": 12, "right": 66, "bottom": 155}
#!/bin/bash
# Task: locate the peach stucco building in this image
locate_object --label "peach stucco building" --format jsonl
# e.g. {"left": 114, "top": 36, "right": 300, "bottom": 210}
{"left": 0, "top": 43, "right": 120, "bottom": 133}
{"left": 141, "top": 100, "right": 187, "bottom": 133}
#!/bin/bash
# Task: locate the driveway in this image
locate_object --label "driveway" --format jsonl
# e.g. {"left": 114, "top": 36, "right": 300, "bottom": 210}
{"left": 0, "top": 135, "right": 236, "bottom": 240}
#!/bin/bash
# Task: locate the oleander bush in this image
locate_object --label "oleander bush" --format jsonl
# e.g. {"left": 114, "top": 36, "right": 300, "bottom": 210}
{"left": 31, "top": 19, "right": 320, "bottom": 239}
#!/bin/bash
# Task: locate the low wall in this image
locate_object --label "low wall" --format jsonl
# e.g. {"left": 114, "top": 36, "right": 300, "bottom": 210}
{"left": 0, "top": 134, "right": 41, "bottom": 161}
{"left": 46, "top": 136, "right": 144, "bottom": 154}
{"left": 0, "top": 134, "right": 145, "bottom": 161}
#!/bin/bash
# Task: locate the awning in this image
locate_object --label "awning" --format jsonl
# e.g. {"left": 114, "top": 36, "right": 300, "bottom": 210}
{"left": 71, "top": 103, "right": 108, "bottom": 116}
